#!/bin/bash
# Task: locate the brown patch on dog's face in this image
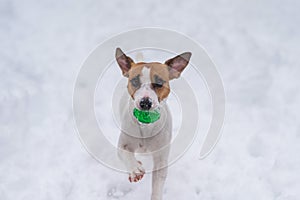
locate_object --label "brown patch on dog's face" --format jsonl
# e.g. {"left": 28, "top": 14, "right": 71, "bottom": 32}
{"left": 148, "top": 63, "right": 170, "bottom": 102}
{"left": 126, "top": 63, "right": 145, "bottom": 98}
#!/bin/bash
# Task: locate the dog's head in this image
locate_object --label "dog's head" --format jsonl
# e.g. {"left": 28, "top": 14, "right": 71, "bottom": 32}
{"left": 116, "top": 48, "right": 191, "bottom": 111}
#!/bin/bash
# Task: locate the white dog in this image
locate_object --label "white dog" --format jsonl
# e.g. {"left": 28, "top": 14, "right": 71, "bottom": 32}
{"left": 116, "top": 48, "right": 191, "bottom": 200}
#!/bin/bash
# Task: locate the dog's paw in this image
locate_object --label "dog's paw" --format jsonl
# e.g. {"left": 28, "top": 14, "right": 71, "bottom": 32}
{"left": 128, "top": 161, "right": 145, "bottom": 183}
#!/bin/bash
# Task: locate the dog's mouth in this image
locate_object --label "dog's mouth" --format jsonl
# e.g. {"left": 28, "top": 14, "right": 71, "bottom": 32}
{"left": 133, "top": 107, "right": 161, "bottom": 124}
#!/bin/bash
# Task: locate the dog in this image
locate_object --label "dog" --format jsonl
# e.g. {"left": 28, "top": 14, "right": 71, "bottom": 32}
{"left": 116, "top": 48, "right": 191, "bottom": 200}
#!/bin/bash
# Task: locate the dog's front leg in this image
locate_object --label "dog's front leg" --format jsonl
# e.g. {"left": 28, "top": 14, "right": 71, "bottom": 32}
{"left": 151, "top": 150, "right": 169, "bottom": 200}
{"left": 118, "top": 135, "right": 145, "bottom": 182}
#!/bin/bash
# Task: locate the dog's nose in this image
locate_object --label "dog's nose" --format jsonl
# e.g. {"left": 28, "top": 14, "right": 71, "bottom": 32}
{"left": 139, "top": 97, "right": 152, "bottom": 110}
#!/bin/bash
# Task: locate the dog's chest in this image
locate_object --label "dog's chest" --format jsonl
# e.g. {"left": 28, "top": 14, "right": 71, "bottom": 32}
{"left": 138, "top": 124, "right": 157, "bottom": 138}
{"left": 134, "top": 127, "right": 162, "bottom": 153}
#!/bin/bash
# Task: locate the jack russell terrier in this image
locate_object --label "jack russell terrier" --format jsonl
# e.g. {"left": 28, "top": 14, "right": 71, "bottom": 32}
{"left": 116, "top": 48, "right": 191, "bottom": 200}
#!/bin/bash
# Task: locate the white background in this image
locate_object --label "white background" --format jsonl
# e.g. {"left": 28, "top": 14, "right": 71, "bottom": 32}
{"left": 0, "top": 0, "right": 299, "bottom": 199}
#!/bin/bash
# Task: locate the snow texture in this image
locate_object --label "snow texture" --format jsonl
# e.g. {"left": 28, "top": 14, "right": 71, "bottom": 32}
{"left": 0, "top": 0, "right": 300, "bottom": 199}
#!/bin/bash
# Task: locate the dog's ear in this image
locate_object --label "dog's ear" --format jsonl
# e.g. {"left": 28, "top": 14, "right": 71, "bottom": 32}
{"left": 115, "top": 48, "right": 134, "bottom": 77}
{"left": 165, "top": 52, "right": 191, "bottom": 80}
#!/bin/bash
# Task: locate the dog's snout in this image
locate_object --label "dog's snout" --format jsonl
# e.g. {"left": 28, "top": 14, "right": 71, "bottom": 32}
{"left": 139, "top": 97, "right": 152, "bottom": 110}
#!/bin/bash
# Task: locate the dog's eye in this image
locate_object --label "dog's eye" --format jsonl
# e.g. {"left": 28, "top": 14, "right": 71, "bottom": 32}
{"left": 130, "top": 75, "right": 141, "bottom": 88}
{"left": 152, "top": 83, "right": 163, "bottom": 88}
{"left": 152, "top": 75, "right": 165, "bottom": 89}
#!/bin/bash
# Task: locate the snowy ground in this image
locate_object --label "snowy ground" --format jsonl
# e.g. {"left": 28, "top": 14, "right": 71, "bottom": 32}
{"left": 1, "top": 0, "right": 300, "bottom": 199}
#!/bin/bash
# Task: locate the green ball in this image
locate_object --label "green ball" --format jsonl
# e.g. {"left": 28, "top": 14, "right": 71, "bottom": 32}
{"left": 133, "top": 108, "right": 160, "bottom": 124}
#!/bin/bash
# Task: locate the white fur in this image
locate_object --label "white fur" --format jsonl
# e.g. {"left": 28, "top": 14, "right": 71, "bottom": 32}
{"left": 140, "top": 66, "right": 151, "bottom": 84}
{"left": 118, "top": 77, "right": 171, "bottom": 200}
{"left": 133, "top": 67, "right": 159, "bottom": 110}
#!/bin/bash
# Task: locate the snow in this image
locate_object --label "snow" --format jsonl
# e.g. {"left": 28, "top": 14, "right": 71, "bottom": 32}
{"left": 0, "top": 0, "right": 300, "bottom": 199}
